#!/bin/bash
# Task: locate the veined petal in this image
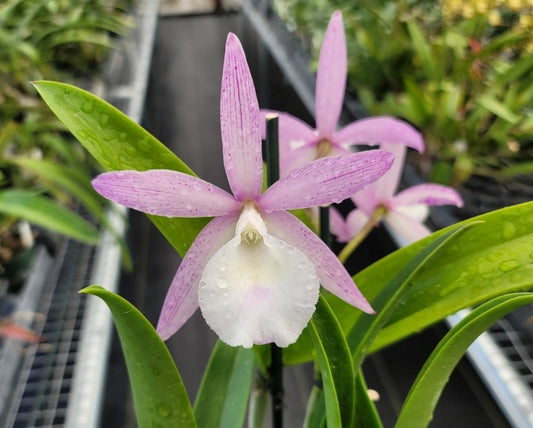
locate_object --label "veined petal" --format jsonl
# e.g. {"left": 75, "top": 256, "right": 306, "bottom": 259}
{"left": 92, "top": 170, "right": 241, "bottom": 217}
{"left": 344, "top": 208, "right": 371, "bottom": 243}
{"left": 198, "top": 208, "right": 320, "bottom": 348}
{"left": 334, "top": 116, "right": 424, "bottom": 153}
{"left": 385, "top": 210, "right": 432, "bottom": 245}
{"left": 390, "top": 184, "right": 464, "bottom": 209}
{"left": 315, "top": 10, "right": 347, "bottom": 137}
{"left": 221, "top": 33, "right": 263, "bottom": 200}
{"left": 263, "top": 211, "right": 374, "bottom": 313}
{"left": 157, "top": 215, "right": 238, "bottom": 340}
{"left": 257, "top": 150, "right": 394, "bottom": 212}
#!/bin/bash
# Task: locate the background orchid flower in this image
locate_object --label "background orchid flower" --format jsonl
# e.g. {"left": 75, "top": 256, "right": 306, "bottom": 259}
{"left": 92, "top": 33, "right": 394, "bottom": 349}
{"left": 261, "top": 10, "right": 424, "bottom": 177}
{"left": 334, "top": 143, "right": 464, "bottom": 246}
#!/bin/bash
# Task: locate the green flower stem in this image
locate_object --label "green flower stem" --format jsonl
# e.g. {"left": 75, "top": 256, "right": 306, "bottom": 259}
{"left": 338, "top": 205, "right": 387, "bottom": 264}
{"left": 266, "top": 114, "right": 283, "bottom": 428}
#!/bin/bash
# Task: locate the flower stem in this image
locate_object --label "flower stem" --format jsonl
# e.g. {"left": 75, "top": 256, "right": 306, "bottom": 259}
{"left": 266, "top": 114, "right": 283, "bottom": 428}
{"left": 338, "top": 205, "right": 387, "bottom": 264}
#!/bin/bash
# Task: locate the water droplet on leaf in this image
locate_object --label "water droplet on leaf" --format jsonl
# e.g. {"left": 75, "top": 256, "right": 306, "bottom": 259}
{"left": 498, "top": 259, "right": 520, "bottom": 273}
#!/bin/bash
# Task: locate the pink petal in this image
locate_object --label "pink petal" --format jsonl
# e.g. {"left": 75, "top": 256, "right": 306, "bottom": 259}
{"left": 350, "top": 186, "right": 379, "bottom": 217}
{"left": 221, "top": 33, "right": 263, "bottom": 201}
{"left": 390, "top": 184, "right": 464, "bottom": 209}
{"left": 315, "top": 10, "right": 347, "bottom": 137}
{"left": 257, "top": 150, "right": 394, "bottom": 212}
{"left": 263, "top": 211, "right": 374, "bottom": 313}
{"left": 385, "top": 210, "right": 432, "bottom": 244}
{"left": 157, "top": 215, "right": 238, "bottom": 340}
{"left": 333, "top": 116, "right": 424, "bottom": 152}
{"left": 345, "top": 208, "right": 371, "bottom": 242}
{"left": 279, "top": 143, "right": 320, "bottom": 178}
{"left": 92, "top": 170, "right": 241, "bottom": 217}
{"left": 372, "top": 142, "right": 407, "bottom": 201}
{"left": 329, "top": 206, "right": 351, "bottom": 242}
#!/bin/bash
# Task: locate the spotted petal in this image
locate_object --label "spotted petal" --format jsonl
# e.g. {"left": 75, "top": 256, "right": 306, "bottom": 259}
{"left": 258, "top": 150, "right": 393, "bottom": 212}
{"left": 92, "top": 170, "right": 241, "bottom": 217}
{"left": 315, "top": 10, "right": 347, "bottom": 137}
{"left": 333, "top": 117, "right": 424, "bottom": 153}
{"left": 221, "top": 33, "right": 263, "bottom": 201}
{"left": 157, "top": 215, "right": 237, "bottom": 340}
{"left": 198, "top": 209, "right": 320, "bottom": 348}
{"left": 263, "top": 211, "right": 374, "bottom": 313}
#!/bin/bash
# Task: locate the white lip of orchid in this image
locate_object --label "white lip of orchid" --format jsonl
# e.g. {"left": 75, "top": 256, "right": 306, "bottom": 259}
{"left": 197, "top": 204, "right": 321, "bottom": 348}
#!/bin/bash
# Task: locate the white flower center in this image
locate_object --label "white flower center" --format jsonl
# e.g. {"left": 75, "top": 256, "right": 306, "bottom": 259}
{"left": 197, "top": 207, "right": 320, "bottom": 348}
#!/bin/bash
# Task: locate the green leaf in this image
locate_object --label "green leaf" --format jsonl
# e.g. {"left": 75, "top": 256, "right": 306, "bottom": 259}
{"left": 477, "top": 94, "right": 520, "bottom": 124}
{"left": 395, "top": 292, "right": 533, "bottom": 428}
{"left": 360, "top": 202, "right": 533, "bottom": 352}
{"left": 308, "top": 295, "right": 355, "bottom": 428}
{"left": 406, "top": 21, "right": 437, "bottom": 79}
{"left": 10, "top": 157, "right": 105, "bottom": 220}
{"left": 33, "top": 80, "right": 208, "bottom": 256}
{"left": 0, "top": 189, "right": 99, "bottom": 244}
{"left": 9, "top": 156, "right": 132, "bottom": 269}
{"left": 194, "top": 341, "right": 254, "bottom": 428}
{"left": 347, "top": 223, "right": 474, "bottom": 370}
{"left": 80, "top": 286, "right": 197, "bottom": 428}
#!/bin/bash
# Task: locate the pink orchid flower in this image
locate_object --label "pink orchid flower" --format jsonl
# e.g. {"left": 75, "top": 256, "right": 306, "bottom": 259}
{"left": 333, "top": 143, "right": 464, "bottom": 245}
{"left": 262, "top": 10, "right": 424, "bottom": 177}
{"left": 92, "top": 34, "right": 394, "bottom": 348}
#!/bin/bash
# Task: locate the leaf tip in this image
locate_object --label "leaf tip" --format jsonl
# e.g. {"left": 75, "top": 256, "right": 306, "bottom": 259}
{"left": 79, "top": 284, "right": 106, "bottom": 296}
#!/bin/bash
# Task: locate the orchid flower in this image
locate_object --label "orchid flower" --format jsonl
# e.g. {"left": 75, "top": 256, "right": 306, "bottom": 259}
{"left": 92, "top": 34, "right": 394, "bottom": 348}
{"left": 334, "top": 143, "right": 464, "bottom": 247}
{"left": 262, "top": 10, "right": 424, "bottom": 177}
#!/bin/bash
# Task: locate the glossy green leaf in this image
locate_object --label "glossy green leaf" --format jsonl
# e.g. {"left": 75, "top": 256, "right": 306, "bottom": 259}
{"left": 0, "top": 189, "right": 99, "bottom": 244}
{"left": 80, "top": 286, "right": 197, "bottom": 428}
{"left": 358, "top": 201, "right": 533, "bottom": 352}
{"left": 308, "top": 295, "right": 355, "bottom": 428}
{"left": 33, "top": 80, "right": 208, "bottom": 256}
{"left": 348, "top": 223, "right": 474, "bottom": 370}
{"left": 194, "top": 341, "right": 254, "bottom": 428}
{"left": 395, "top": 292, "right": 533, "bottom": 428}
